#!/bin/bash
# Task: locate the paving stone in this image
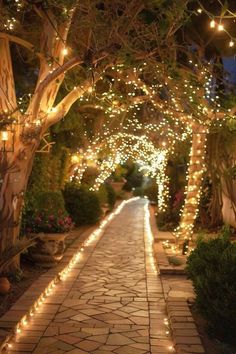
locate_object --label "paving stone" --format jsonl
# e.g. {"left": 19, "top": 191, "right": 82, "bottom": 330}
{"left": 75, "top": 339, "right": 101, "bottom": 351}
{"left": 106, "top": 333, "right": 135, "bottom": 345}
{"left": 2, "top": 200, "right": 178, "bottom": 354}
{"left": 174, "top": 336, "right": 202, "bottom": 345}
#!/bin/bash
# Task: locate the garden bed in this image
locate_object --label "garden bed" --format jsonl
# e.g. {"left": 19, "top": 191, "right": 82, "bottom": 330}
{"left": 0, "top": 225, "right": 93, "bottom": 320}
{"left": 0, "top": 259, "right": 46, "bottom": 319}
{"left": 190, "top": 304, "right": 236, "bottom": 354}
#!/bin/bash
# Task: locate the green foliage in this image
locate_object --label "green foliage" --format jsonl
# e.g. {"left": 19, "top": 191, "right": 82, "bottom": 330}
{"left": 97, "top": 185, "right": 108, "bottom": 206}
{"left": 96, "top": 184, "right": 116, "bottom": 210}
{"left": 133, "top": 187, "right": 145, "bottom": 197}
{"left": 33, "top": 191, "right": 66, "bottom": 214}
{"left": 144, "top": 183, "right": 158, "bottom": 203}
{"left": 22, "top": 191, "right": 73, "bottom": 234}
{"left": 105, "top": 183, "right": 116, "bottom": 209}
{"left": 133, "top": 183, "right": 158, "bottom": 202}
{"left": 186, "top": 227, "right": 236, "bottom": 343}
{"left": 63, "top": 183, "right": 102, "bottom": 226}
{"left": 28, "top": 146, "right": 70, "bottom": 195}
{"left": 156, "top": 208, "right": 180, "bottom": 231}
{"left": 168, "top": 256, "right": 184, "bottom": 266}
{"left": 123, "top": 163, "right": 143, "bottom": 191}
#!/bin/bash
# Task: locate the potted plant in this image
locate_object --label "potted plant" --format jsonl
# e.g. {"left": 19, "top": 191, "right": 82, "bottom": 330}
{"left": 24, "top": 191, "right": 73, "bottom": 267}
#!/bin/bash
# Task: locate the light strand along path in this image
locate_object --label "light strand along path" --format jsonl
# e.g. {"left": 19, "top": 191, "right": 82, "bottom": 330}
{"left": 10, "top": 199, "right": 174, "bottom": 354}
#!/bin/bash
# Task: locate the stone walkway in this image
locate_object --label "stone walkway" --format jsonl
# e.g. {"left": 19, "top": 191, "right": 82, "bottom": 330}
{"left": 8, "top": 199, "right": 173, "bottom": 354}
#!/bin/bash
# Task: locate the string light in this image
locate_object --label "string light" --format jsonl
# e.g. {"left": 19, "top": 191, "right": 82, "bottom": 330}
{"left": 210, "top": 19, "right": 216, "bottom": 28}
{"left": 0, "top": 198, "right": 139, "bottom": 353}
{"left": 144, "top": 202, "right": 175, "bottom": 352}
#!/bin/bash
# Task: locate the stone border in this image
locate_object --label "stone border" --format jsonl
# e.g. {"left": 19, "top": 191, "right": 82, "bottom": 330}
{"left": 166, "top": 297, "right": 205, "bottom": 354}
{"left": 154, "top": 242, "right": 186, "bottom": 275}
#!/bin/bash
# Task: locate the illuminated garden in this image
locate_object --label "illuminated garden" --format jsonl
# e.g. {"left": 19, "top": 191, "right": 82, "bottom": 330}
{"left": 0, "top": 1, "right": 236, "bottom": 353}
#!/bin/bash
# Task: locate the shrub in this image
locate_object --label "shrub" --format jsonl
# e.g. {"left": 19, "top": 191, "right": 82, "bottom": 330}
{"left": 97, "top": 185, "right": 108, "bottom": 206}
{"left": 22, "top": 191, "right": 72, "bottom": 234}
{"left": 168, "top": 256, "right": 184, "bottom": 266}
{"left": 34, "top": 191, "right": 66, "bottom": 213}
{"left": 156, "top": 208, "right": 180, "bottom": 231}
{"left": 133, "top": 187, "right": 145, "bottom": 197}
{"left": 144, "top": 184, "right": 158, "bottom": 203}
{"left": 186, "top": 227, "right": 236, "bottom": 343}
{"left": 63, "top": 183, "right": 102, "bottom": 226}
{"left": 105, "top": 183, "right": 116, "bottom": 209}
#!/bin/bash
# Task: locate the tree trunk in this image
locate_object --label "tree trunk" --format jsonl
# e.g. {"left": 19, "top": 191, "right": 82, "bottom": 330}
{"left": 221, "top": 178, "right": 236, "bottom": 228}
{"left": 0, "top": 139, "right": 39, "bottom": 272}
{"left": 175, "top": 123, "right": 207, "bottom": 245}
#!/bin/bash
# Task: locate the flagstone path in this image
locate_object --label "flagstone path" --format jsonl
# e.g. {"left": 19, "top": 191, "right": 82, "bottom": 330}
{"left": 9, "top": 199, "right": 173, "bottom": 354}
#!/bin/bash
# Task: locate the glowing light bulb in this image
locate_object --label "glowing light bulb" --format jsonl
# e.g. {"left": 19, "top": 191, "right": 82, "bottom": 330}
{"left": 1, "top": 131, "right": 9, "bottom": 141}
{"left": 229, "top": 40, "right": 234, "bottom": 47}
{"left": 218, "top": 24, "right": 224, "bottom": 31}
{"left": 62, "top": 47, "right": 68, "bottom": 55}
{"left": 210, "top": 20, "right": 215, "bottom": 28}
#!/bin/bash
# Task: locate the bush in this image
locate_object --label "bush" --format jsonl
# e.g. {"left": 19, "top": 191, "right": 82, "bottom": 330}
{"left": 34, "top": 191, "right": 66, "bottom": 213}
{"left": 133, "top": 187, "right": 145, "bottom": 197}
{"left": 22, "top": 191, "right": 72, "bottom": 234}
{"left": 105, "top": 183, "right": 116, "bottom": 209}
{"left": 186, "top": 227, "right": 236, "bottom": 343}
{"left": 156, "top": 208, "right": 180, "bottom": 231}
{"left": 63, "top": 183, "right": 102, "bottom": 226}
{"left": 97, "top": 185, "right": 108, "bottom": 206}
{"left": 144, "top": 184, "right": 158, "bottom": 203}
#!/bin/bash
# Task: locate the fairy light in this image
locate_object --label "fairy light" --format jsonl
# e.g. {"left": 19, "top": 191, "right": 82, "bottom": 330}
{"left": 144, "top": 202, "right": 175, "bottom": 352}
{"left": 174, "top": 126, "right": 208, "bottom": 249}
{"left": 62, "top": 47, "right": 68, "bottom": 55}
{"left": 210, "top": 19, "right": 216, "bottom": 28}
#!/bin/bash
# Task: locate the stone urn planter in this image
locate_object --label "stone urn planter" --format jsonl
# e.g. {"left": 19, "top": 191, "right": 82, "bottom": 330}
{"left": 0, "top": 277, "right": 10, "bottom": 294}
{"left": 29, "top": 233, "right": 68, "bottom": 268}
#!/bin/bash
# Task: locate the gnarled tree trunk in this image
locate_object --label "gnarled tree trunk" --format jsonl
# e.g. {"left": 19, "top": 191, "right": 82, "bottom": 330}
{"left": 0, "top": 138, "right": 40, "bottom": 271}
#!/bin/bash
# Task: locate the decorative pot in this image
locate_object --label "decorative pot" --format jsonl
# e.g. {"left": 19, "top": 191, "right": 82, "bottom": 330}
{"left": 0, "top": 277, "right": 10, "bottom": 294}
{"left": 29, "top": 233, "right": 68, "bottom": 268}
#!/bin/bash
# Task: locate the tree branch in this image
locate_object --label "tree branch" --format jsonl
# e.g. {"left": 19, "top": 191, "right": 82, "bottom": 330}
{"left": 0, "top": 32, "right": 44, "bottom": 59}
{"left": 45, "top": 72, "right": 103, "bottom": 128}
{"left": 28, "top": 56, "right": 83, "bottom": 117}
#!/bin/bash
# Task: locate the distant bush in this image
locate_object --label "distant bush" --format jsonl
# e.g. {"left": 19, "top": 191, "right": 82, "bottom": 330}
{"left": 133, "top": 187, "right": 145, "bottom": 197}
{"left": 105, "top": 183, "right": 116, "bottom": 209}
{"left": 144, "top": 184, "right": 158, "bottom": 203}
{"left": 97, "top": 185, "right": 108, "bottom": 206}
{"left": 186, "top": 227, "right": 236, "bottom": 343}
{"left": 116, "top": 189, "right": 127, "bottom": 200}
{"left": 63, "top": 183, "right": 102, "bottom": 226}
{"left": 156, "top": 208, "right": 180, "bottom": 231}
